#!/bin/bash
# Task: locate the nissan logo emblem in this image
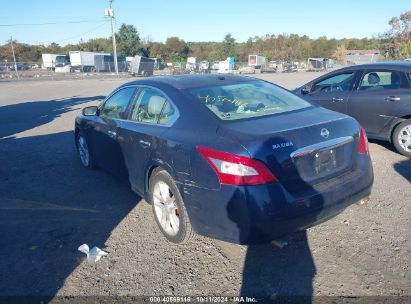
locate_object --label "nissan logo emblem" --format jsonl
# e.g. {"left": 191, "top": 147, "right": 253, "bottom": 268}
{"left": 320, "top": 128, "right": 330, "bottom": 139}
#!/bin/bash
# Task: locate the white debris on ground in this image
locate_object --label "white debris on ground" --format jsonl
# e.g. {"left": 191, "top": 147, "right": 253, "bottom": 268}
{"left": 78, "top": 244, "right": 108, "bottom": 265}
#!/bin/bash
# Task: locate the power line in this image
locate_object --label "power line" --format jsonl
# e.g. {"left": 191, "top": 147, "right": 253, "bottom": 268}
{"left": 31, "top": 21, "right": 108, "bottom": 45}
{"left": 0, "top": 20, "right": 107, "bottom": 27}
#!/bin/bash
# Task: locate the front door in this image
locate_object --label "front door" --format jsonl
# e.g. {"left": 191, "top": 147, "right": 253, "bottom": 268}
{"left": 306, "top": 71, "right": 358, "bottom": 114}
{"left": 90, "top": 86, "right": 137, "bottom": 180}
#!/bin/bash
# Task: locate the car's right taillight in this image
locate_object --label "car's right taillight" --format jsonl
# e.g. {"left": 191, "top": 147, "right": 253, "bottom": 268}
{"left": 358, "top": 127, "right": 369, "bottom": 154}
{"left": 196, "top": 146, "right": 277, "bottom": 186}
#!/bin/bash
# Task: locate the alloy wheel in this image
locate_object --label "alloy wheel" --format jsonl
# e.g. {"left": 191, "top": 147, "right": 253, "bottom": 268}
{"left": 397, "top": 124, "right": 411, "bottom": 153}
{"left": 78, "top": 136, "right": 90, "bottom": 167}
{"left": 152, "top": 181, "right": 180, "bottom": 236}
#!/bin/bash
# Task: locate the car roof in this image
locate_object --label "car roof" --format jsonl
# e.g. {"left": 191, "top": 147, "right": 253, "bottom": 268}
{"left": 337, "top": 61, "right": 411, "bottom": 71}
{"left": 121, "top": 74, "right": 256, "bottom": 90}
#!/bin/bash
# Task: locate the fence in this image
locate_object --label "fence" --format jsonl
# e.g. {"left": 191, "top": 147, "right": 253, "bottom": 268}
{"left": 0, "top": 60, "right": 132, "bottom": 81}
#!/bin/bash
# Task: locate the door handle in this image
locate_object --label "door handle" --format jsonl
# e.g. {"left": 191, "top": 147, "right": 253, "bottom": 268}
{"left": 385, "top": 96, "right": 401, "bottom": 102}
{"left": 107, "top": 130, "right": 117, "bottom": 138}
{"left": 332, "top": 97, "right": 344, "bottom": 102}
{"left": 139, "top": 140, "right": 151, "bottom": 148}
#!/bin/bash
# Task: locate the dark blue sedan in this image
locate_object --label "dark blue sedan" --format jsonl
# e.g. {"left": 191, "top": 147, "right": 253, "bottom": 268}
{"left": 75, "top": 75, "right": 373, "bottom": 244}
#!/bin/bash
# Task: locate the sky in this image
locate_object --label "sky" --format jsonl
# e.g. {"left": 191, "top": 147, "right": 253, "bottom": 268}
{"left": 0, "top": 0, "right": 410, "bottom": 45}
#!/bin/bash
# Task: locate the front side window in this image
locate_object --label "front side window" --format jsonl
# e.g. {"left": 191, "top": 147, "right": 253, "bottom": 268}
{"left": 100, "top": 87, "right": 136, "bottom": 119}
{"left": 187, "top": 80, "right": 311, "bottom": 121}
{"left": 311, "top": 72, "right": 356, "bottom": 93}
{"left": 130, "top": 88, "right": 176, "bottom": 125}
{"left": 359, "top": 71, "right": 406, "bottom": 90}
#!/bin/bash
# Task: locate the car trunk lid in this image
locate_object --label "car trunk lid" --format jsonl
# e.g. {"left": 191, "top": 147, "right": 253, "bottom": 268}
{"left": 217, "top": 107, "right": 359, "bottom": 193}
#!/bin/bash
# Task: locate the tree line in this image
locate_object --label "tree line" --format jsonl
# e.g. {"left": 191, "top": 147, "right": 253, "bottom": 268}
{"left": 1, "top": 11, "right": 409, "bottom": 64}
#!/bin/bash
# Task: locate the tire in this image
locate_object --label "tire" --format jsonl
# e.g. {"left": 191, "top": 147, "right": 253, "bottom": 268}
{"left": 149, "top": 168, "right": 195, "bottom": 243}
{"left": 76, "top": 132, "right": 96, "bottom": 169}
{"left": 393, "top": 119, "right": 411, "bottom": 157}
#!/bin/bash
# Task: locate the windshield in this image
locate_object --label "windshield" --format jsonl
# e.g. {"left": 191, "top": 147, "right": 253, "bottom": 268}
{"left": 187, "top": 80, "right": 311, "bottom": 120}
{"left": 55, "top": 55, "right": 69, "bottom": 67}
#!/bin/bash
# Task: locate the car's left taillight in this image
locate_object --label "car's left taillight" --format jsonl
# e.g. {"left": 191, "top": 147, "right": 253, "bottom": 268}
{"left": 358, "top": 127, "right": 369, "bottom": 154}
{"left": 196, "top": 146, "right": 277, "bottom": 186}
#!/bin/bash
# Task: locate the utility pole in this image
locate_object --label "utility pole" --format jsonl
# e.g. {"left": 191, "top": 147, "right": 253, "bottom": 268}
{"left": 10, "top": 37, "right": 19, "bottom": 79}
{"left": 106, "top": 0, "right": 118, "bottom": 75}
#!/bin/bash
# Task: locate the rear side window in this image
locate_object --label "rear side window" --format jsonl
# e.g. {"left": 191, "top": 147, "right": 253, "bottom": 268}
{"left": 100, "top": 87, "right": 136, "bottom": 119}
{"left": 187, "top": 80, "right": 311, "bottom": 121}
{"left": 359, "top": 71, "right": 409, "bottom": 90}
{"left": 130, "top": 88, "right": 176, "bottom": 125}
{"left": 311, "top": 72, "right": 356, "bottom": 93}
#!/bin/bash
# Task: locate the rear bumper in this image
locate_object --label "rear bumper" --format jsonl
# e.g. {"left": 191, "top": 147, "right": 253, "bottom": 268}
{"left": 180, "top": 156, "right": 373, "bottom": 244}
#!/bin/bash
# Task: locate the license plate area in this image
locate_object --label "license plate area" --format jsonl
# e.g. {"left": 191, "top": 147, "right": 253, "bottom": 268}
{"left": 313, "top": 148, "right": 338, "bottom": 175}
{"left": 291, "top": 136, "right": 354, "bottom": 184}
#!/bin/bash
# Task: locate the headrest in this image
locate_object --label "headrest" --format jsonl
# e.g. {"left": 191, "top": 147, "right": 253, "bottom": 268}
{"left": 148, "top": 95, "right": 170, "bottom": 115}
{"left": 368, "top": 72, "right": 380, "bottom": 85}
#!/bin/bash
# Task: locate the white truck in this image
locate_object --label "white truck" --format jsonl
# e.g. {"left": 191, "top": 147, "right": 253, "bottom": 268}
{"left": 218, "top": 57, "right": 235, "bottom": 74}
{"left": 69, "top": 51, "right": 110, "bottom": 72}
{"left": 186, "top": 57, "right": 197, "bottom": 71}
{"left": 54, "top": 55, "right": 71, "bottom": 73}
{"left": 41, "top": 54, "right": 63, "bottom": 70}
{"left": 248, "top": 55, "right": 266, "bottom": 68}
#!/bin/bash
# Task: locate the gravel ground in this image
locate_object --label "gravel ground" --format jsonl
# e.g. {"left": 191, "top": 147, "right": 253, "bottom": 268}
{"left": 0, "top": 73, "right": 409, "bottom": 300}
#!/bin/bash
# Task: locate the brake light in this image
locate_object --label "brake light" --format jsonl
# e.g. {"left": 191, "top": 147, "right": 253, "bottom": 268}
{"left": 196, "top": 146, "right": 277, "bottom": 185}
{"left": 358, "top": 127, "right": 369, "bottom": 154}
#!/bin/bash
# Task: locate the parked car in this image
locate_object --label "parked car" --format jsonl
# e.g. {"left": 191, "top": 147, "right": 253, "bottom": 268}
{"left": 261, "top": 61, "right": 278, "bottom": 73}
{"left": 199, "top": 61, "right": 210, "bottom": 71}
{"left": 210, "top": 61, "right": 220, "bottom": 70}
{"left": 10, "top": 63, "right": 29, "bottom": 71}
{"left": 294, "top": 62, "right": 411, "bottom": 157}
{"left": 282, "top": 62, "right": 298, "bottom": 73}
{"left": 238, "top": 66, "right": 255, "bottom": 74}
{"left": 75, "top": 75, "right": 373, "bottom": 244}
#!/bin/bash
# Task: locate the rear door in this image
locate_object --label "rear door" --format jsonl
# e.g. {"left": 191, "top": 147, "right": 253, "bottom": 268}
{"left": 348, "top": 69, "right": 411, "bottom": 135}
{"left": 305, "top": 71, "right": 359, "bottom": 114}
{"left": 90, "top": 86, "right": 137, "bottom": 180}
{"left": 117, "top": 86, "right": 179, "bottom": 193}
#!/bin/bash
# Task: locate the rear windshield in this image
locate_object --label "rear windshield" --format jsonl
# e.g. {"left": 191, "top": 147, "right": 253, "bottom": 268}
{"left": 187, "top": 80, "right": 311, "bottom": 120}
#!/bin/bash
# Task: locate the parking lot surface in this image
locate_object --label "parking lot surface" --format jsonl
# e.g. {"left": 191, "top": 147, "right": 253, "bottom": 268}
{"left": 0, "top": 73, "right": 409, "bottom": 298}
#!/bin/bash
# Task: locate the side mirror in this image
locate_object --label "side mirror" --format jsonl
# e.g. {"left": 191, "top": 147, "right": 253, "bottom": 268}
{"left": 301, "top": 85, "right": 311, "bottom": 95}
{"left": 82, "top": 106, "right": 99, "bottom": 116}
